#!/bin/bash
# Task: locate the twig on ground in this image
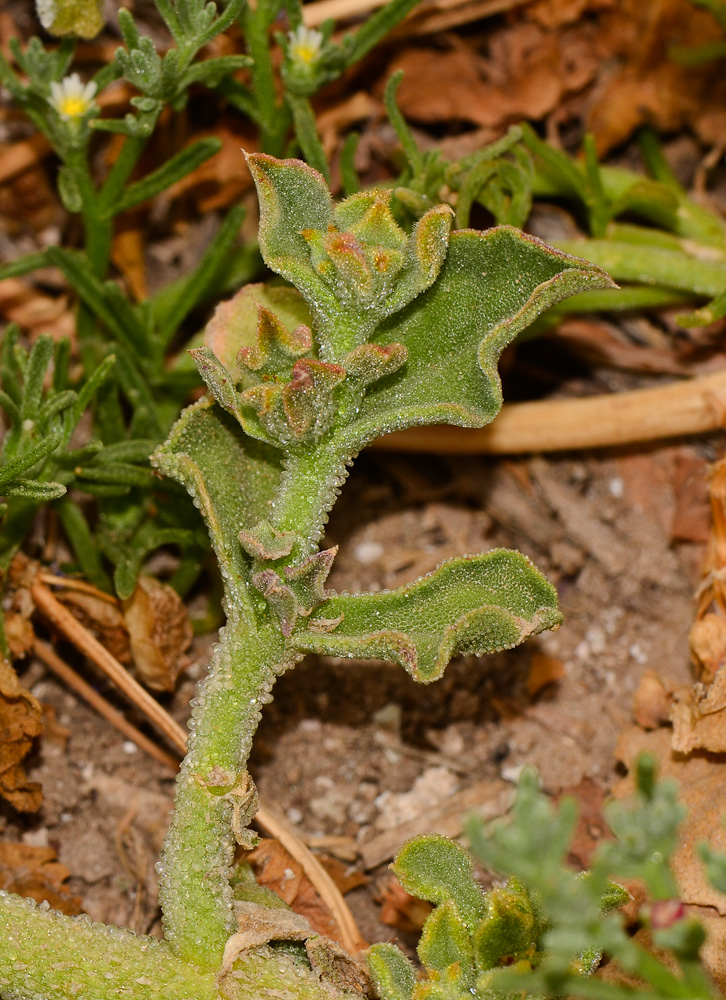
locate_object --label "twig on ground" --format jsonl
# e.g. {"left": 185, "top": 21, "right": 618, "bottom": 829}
{"left": 373, "top": 369, "right": 726, "bottom": 454}
{"left": 31, "top": 576, "right": 189, "bottom": 755}
{"left": 33, "top": 638, "right": 178, "bottom": 771}
{"left": 39, "top": 572, "right": 121, "bottom": 605}
{"left": 303, "top": 0, "right": 528, "bottom": 28}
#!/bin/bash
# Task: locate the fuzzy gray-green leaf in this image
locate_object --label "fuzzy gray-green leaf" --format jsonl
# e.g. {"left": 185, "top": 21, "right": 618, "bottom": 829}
{"left": 367, "top": 943, "right": 416, "bottom": 1000}
{"left": 295, "top": 549, "right": 562, "bottom": 682}
{"left": 393, "top": 835, "right": 486, "bottom": 930}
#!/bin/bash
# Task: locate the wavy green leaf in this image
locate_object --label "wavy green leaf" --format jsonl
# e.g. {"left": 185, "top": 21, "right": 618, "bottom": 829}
{"left": 295, "top": 548, "right": 561, "bottom": 682}
{"left": 393, "top": 835, "right": 486, "bottom": 929}
{"left": 341, "top": 227, "right": 614, "bottom": 449}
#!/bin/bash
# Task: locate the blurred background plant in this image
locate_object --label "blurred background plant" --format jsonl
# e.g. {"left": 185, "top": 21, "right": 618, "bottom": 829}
{"left": 369, "top": 756, "right": 725, "bottom": 1000}
{"left": 0, "top": 0, "right": 420, "bottom": 648}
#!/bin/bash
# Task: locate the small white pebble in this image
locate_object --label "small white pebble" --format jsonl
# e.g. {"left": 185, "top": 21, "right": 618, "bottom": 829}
{"left": 22, "top": 828, "right": 49, "bottom": 848}
{"left": 299, "top": 719, "right": 321, "bottom": 733}
{"left": 574, "top": 640, "right": 591, "bottom": 661}
{"left": 608, "top": 477, "right": 624, "bottom": 498}
{"left": 629, "top": 643, "right": 648, "bottom": 664}
{"left": 122, "top": 741, "right": 138, "bottom": 755}
{"left": 501, "top": 764, "right": 524, "bottom": 784}
{"left": 354, "top": 541, "right": 384, "bottom": 564}
{"left": 286, "top": 807, "right": 303, "bottom": 824}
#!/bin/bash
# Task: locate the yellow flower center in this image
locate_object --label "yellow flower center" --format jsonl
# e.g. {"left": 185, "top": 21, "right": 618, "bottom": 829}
{"left": 59, "top": 96, "right": 89, "bottom": 118}
{"left": 290, "top": 41, "right": 318, "bottom": 64}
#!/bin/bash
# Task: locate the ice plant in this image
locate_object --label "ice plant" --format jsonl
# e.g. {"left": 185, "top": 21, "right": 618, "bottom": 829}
{"left": 48, "top": 72, "right": 97, "bottom": 119}
{"left": 0, "top": 154, "right": 613, "bottom": 999}
{"left": 287, "top": 25, "right": 325, "bottom": 66}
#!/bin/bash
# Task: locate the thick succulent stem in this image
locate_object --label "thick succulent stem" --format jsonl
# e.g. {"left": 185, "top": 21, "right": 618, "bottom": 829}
{"left": 0, "top": 891, "right": 220, "bottom": 1000}
{"left": 271, "top": 439, "right": 354, "bottom": 559}
{"left": 158, "top": 605, "right": 287, "bottom": 968}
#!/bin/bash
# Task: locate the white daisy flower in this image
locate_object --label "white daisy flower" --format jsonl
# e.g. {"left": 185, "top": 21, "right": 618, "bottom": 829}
{"left": 49, "top": 73, "right": 98, "bottom": 120}
{"left": 287, "top": 25, "right": 324, "bottom": 66}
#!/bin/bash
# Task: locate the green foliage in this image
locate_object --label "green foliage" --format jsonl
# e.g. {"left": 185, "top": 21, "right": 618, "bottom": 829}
{"left": 369, "top": 758, "right": 725, "bottom": 1000}
{"left": 0, "top": 328, "right": 113, "bottom": 564}
{"left": 0, "top": 148, "right": 611, "bottom": 997}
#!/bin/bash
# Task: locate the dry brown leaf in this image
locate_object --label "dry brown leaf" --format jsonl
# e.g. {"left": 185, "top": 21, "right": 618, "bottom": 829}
{"left": 551, "top": 319, "right": 696, "bottom": 377}
{"left": 0, "top": 658, "right": 44, "bottom": 812}
{"left": 378, "top": 875, "right": 432, "bottom": 932}
{"left": 4, "top": 611, "right": 35, "bottom": 661}
{"left": 167, "top": 124, "right": 256, "bottom": 212}
{"left": 528, "top": 651, "right": 566, "bottom": 698}
{"left": 60, "top": 589, "right": 131, "bottom": 665}
{"left": 671, "top": 452, "right": 710, "bottom": 545}
{"left": 587, "top": 0, "right": 726, "bottom": 152}
{"left": 671, "top": 666, "right": 726, "bottom": 754}
{"left": 633, "top": 669, "right": 673, "bottom": 730}
{"left": 690, "top": 613, "right": 726, "bottom": 683}
{"left": 614, "top": 727, "right": 726, "bottom": 916}
{"left": 528, "top": 0, "right": 612, "bottom": 29}
{"left": 247, "top": 838, "right": 351, "bottom": 945}
{"left": 0, "top": 278, "right": 74, "bottom": 340}
{"left": 0, "top": 842, "right": 83, "bottom": 915}
{"left": 389, "top": 15, "right": 600, "bottom": 131}
{"left": 112, "top": 218, "right": 148, "bottom": 301}
{"left": 123, "top": 574, "right": 192, "bottom": 692}
{"left": 556, "top": 778, "right": 611, "bottom": 871}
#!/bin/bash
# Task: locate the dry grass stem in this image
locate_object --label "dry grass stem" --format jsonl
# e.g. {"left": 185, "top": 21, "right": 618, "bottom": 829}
{"left": 32, "top": 638, "right": 178, "bottom": 771}
{"left": 373, "top": 370, "right": 726, "bottom": 454}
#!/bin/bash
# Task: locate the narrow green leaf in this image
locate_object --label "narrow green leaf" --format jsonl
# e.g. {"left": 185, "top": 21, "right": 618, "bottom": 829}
{"left": 554, "top": 239, "right": 726, "bottom": 296}
{"left": 21, "top": 336, "right": 54, "bottom": 419}
{"left": 75, "top": 462, "right": 156, "bottom": 488}
{"left": 72, "top": 353, "right": 116, "bottom": 425}
{"left": 2, "top": 479, "right": 66, "bottom": 500}
{"left": 343, "top": 0, "right": 422, "bottom": 66}
{"left": 0, "top": 252, "right": 49, "bottom": 280}
{"left": 0, "top": 432, "right": 62, "bottom": 488}
{"left": 295, "top": 549, "right": 562, "bottom": 682}
{"left": 384, "top": 70, "right": 423, "bottom": 174}
{"left": 181, "top": 54, "right": 252, "bottom": 89}
{"left": 0, "top": 390, "right": 20, "bottom": 426}
{"left": 46, "top": 248, "right": 150, "bottom": 355}
{"left": 56, "top": 498, "right": 111, "bottom": 591}
{"left": 287, "top": 93, "right": 330, "bottom": 183}
{"left": 339, "top": 132, "right": 361, "bottom": 197}
{"left": 94, "top": 439, "right": 156, "bottom": 464}
{"left": 678, "top": 288, "right": 726, "bottom": 326}
{"left": 109, "top": 137, "right": 222, "bottom": 216}
{"left": 37, "top": 389, "right": 76, "bottom": 425}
